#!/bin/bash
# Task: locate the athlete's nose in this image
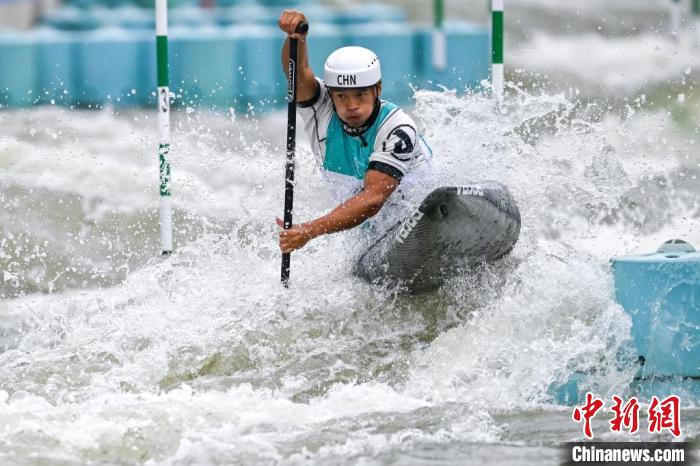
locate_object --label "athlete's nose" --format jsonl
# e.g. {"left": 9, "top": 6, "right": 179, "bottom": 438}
{"left": 346, "top": 96, "right": 360, "bottom": 111}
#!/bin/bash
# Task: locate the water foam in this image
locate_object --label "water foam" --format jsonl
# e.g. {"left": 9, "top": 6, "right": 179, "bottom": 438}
{"left": 1, "top": 82, "right": 697, "bottom": 462}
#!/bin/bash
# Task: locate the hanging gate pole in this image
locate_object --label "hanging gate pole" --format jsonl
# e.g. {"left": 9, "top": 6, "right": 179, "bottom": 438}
{"left": 156, "top": 0, "right": 173, "bottom": 255}
{"left": 432, "top": 0, "right": 446, "bottom": 70}
{"left": 491, "top": 0, "right": 504, "bottom": 101}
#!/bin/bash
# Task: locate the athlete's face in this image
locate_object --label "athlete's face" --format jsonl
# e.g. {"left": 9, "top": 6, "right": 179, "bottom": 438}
{"left": 330, "top": 83, "right": 382, "bottom": 127}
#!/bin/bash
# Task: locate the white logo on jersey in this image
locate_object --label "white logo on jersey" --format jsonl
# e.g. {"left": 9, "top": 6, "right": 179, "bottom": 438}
{"left": 384, "top": 125, "right": 416, "bottom": 162}
{"left": 396, "top": 209, "right": 425, "bottom": 244}
{"left": 457, "top": 185, "right": 484, "bottom": 197}
{"left": 287, "top": 59, "right": 295, "bottom": 102}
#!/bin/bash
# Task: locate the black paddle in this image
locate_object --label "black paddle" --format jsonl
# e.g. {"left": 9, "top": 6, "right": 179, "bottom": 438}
{"left": 281, "top": 21, "right": 309, "bottom": 286}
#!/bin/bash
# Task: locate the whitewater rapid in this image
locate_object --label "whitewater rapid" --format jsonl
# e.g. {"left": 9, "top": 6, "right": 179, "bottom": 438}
{"left": 3, "top": 2, "right": 700, "bottom": 456}
{"left": 1, "top": 70, "right": 698, "bottom": 463}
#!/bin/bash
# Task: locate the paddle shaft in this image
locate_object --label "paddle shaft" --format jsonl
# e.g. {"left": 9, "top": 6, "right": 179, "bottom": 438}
{"left": 281, "top": 22, "right": 308, "bottom": 286}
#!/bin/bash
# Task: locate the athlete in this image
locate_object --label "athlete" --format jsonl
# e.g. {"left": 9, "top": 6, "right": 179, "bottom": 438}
{"left": 277, "top": 10, "right": 431, "bottom": 253}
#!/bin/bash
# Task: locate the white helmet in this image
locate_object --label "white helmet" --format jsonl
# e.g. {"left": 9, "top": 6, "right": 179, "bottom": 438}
{"left": 323, "top": 46, "right": 381, "bottom": 89}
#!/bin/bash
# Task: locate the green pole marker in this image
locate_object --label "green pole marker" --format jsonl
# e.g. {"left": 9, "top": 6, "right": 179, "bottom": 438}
{"left": 156, "top": 0, "right": 172, "bottom": 255}
{"left": 491, "top": 0, "right": 504, "bottom": 100}
{"left": 432, "top": 0, "right": 446, "bottom": 70}
{"left": 694, "top": 0, "right": 700, "bottom": 47}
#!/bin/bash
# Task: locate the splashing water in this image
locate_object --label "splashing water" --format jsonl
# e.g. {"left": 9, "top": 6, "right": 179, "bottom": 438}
{"left": 0, "top": 79, "right": 698, "bottom": 464}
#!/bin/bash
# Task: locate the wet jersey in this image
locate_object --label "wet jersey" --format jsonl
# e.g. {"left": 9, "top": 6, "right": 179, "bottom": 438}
{"left": 297, "top": 78, "right": 431, "bottom": 197}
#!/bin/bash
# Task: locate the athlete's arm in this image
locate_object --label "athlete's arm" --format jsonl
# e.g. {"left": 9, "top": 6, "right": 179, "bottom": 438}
{"left": 278, "top": 10, "right": 317, "bottom": 103}
{"left": 277, "top": 169, "right": 399, "bottom": 253}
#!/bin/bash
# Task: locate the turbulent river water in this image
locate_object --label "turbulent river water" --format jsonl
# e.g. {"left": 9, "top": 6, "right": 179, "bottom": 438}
{"left": 2, "top": 1, "right": 700, "bottom": 464}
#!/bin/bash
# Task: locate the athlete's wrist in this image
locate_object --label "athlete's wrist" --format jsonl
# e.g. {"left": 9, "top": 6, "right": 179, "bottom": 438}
{"left": 300, "top": 221, "right": 321, "bottom": 240}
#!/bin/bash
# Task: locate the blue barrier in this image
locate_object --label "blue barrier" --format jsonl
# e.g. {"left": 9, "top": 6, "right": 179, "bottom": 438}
{"left": 62, "top": 0, "right": 101, "bottom": 11}
{"left": 136, "top": 31, "right": 157, "bottom": 105}
{"left": 215, "top": 0, "right": 258, "bottom": 7}
{"left": 169, "top": 26, "right": 239, "bottom": 108}
{"left": 347, "top": 22, "right": 415, "bottom": 104}
{"left": 0, "top": 33, "right": 38, "bottom": 107}
{"left": 42, "top": 3, "right": 407, "bottom": 30}
{"left": 35, "top": 28, "right": 76, "bottom": 105}
{"left": 72, "top": 29, "right": 148, "bottom": 106}
{"left": 104, "top": 6, "right": 155, "bottom": 30}
{"left": 85, "top": 0, "right": 130, "bottom": 9}
{"left": 213, "top": 4, "right": 278, "bottom": 27}
{"left": 41, "top": 6, "right": 102, "bottom": 31}
{"left": 304, "top": 22, "right": 345, "bottom": 78}
{"left": 132, "top": 0, "right": 194, "bottom": 8}
{"left": 232, "top": 25, "right": 285, "bottom": 111}
{"left": 415, "top": 22, "right": 490, "bottom": 92}
{"left": 337, "top": 3, "right": 407, "bottom": 25}
{"left": 611, "top": 240, "right": 700, "bottom": 378}
{"left": 301, "top": 4, "right": 343, "bottom": 25}
{"left": 550, "top": 239, "right": 700, "bottom": 406}
{"left": 170, "top": 5, "right": 212, "bottom": 27}
{"left": 256, "top": 0, "right": 318, "bottom": 6}
{"left": 3, "top": 15, "right": 491, "bottom": 110}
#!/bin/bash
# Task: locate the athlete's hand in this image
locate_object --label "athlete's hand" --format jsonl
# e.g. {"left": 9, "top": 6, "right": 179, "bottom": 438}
{"left": 278, "top": 10, "right": 308, "bottom": 39}
{"left": 276, "top": 217, "right": 314, "bottom": 253}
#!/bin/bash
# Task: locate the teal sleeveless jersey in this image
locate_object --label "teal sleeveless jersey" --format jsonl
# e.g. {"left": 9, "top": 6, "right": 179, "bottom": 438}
{"left": 323, "top": 102, "right": 398, "bottom": 180}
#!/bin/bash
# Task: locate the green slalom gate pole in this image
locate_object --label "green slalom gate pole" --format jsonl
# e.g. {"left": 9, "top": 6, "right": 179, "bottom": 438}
{"left": 693, "top": 0, "right": 700, "bottom": 45}
{"left": 156, "top": 0, "right": 172, "bottom": 255}
{"left": 491, "top": 0, "right": 504, "bottom": 101}
{"left": 432, "top": 0, "right": 446, "bottom": 70}
{"left": 670, "top": 0, "right": 682, "bottom": 40}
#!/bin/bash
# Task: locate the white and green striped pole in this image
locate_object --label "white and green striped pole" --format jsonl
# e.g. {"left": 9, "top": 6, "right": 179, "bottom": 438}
{"left": 432, "top": 0, "right": 446, "bottom": 70}
{"left": 693, "top": 0, "right": 700, "bottom": 46}
{"left": 491, "top": 0, "right": 504, "bottom": 100}
{"left": 669, "top": 0, "right": 682, "bottom": 40}
{"left": 156, "top": 0, "right": 172, "bottom": 255}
